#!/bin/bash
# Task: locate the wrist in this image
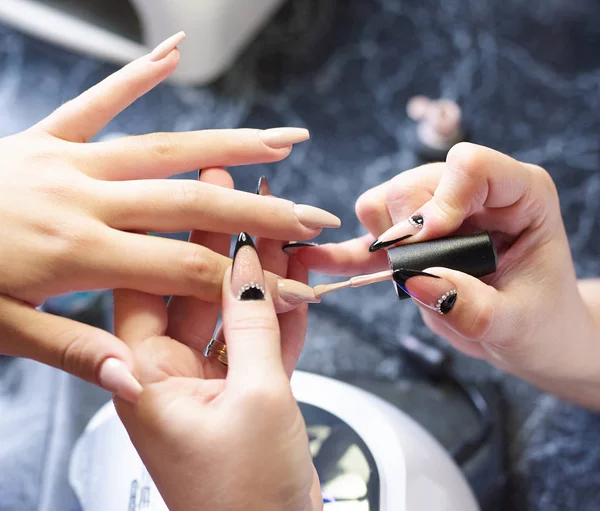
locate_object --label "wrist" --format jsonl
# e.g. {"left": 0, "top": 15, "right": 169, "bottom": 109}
{"left": 523, "top": 281, "right": 600, "bottom": 410}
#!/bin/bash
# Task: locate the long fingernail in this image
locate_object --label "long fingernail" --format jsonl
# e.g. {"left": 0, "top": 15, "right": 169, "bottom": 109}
{"left": 370, "top": 214, "right": 424, "bottom": 252}
{"left": 149, "top": 31, "right": 186, "bottom": 62}
{"left": 231, "top": 233, "right": 266, "bottom": 301}
{"left": 393, "top": 268, "right": 457, "bottom": 314}
{"left": 369, "top": 234, "right": 412, "bottom": 252}
{"left": 259, "top": 127, "right": 310, "bottom": 149}
{"left": 256, "top": 175, "right": 271, "bottom": 196}
{"left": 278, "top": 279, "right": 321, "bottom": 304}
{"left": 293, "top": 204, "right": 341, "bottom": 229}
{"left": 282, "top": 242, "right": 319, "bottom": 254}
{"left": 98, "top": 358, "right": 143, "bottom": 404}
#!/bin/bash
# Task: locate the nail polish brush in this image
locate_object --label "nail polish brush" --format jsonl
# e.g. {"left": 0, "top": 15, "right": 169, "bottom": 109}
{"left": 314, "top": 232, "right": 498, "bottom": 299}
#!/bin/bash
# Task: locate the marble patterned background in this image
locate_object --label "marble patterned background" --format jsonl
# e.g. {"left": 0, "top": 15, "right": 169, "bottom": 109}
{"left": 1, "top": 0, "right": 600, "bottom": 509}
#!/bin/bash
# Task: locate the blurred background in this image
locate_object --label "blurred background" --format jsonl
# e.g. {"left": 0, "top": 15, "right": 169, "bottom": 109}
{"left": 1, "top": 0, "right": 600, "bottom": 510}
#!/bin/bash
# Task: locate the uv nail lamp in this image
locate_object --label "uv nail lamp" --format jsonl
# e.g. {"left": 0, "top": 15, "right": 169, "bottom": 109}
{"left": 70, "top": 371, "right": 480, "bottom": 511}
{"left": 0, "top": 0, "right": 285, "bottom": 84}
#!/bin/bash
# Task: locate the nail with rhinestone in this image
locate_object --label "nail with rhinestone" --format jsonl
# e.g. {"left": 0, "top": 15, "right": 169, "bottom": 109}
{"left": 392, "top": 268, "right": 457, "bottom": 315}
{"left": 231, "top": 232, "right": 266, "bottom": 301}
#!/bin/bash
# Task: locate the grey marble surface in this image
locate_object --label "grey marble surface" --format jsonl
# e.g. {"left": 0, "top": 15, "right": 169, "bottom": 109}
{"left": 1, "top": 0, "right": 600, "bottom": 509}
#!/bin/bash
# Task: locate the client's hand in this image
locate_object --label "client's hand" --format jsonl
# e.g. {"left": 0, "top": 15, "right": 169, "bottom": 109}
{"left": 113, "top": 172, "right": 321, "bottom": 510}
{"left": 296, "top": 143, "right": 600, "bottom": 409}
{"left": 0, "top": 32, "right": 337, "bottom": 402}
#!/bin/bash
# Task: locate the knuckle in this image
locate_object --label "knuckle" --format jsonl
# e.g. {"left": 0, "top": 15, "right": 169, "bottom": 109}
{"left": 226, "top": 315, "right": 279, "bottom": 336}
{"left": 42, "top": 220, "right": 97, "bottom": 266}
{"left": 355, "top": 187, "right": 385, "bottom": 222}
{"left": 527, "top": 163, "right": 558, "bottom": 199}
{"left": 59, "top": 331, "right": 97, "bottom": 381}
{"left": 181, "top": 248, "right": 210, "bottom": 279}
{"left": 462, "top": 295, "right": 496, "bottom": 342}
{"left": 174, "top": 179, "right": 202, "bottom": 211}
{"left": 146, "top": 132, "right": 181, "bottom": 159}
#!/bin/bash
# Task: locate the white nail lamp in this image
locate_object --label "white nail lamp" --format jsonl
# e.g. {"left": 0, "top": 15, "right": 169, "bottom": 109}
{"left": 70, "top": 371, "right": 480, "bottom": 511}
{"left": 0, "top": 0, "right": 285, "bottom": 84}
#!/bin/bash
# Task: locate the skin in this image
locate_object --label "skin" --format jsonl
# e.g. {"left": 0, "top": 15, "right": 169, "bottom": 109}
{"left": 114, "top": 169, "right": 322, "bottom": 511}
{"left": 296, "top": 142, "right": 600, "bottom": 410}
{"left": 0, "top": 40, "right": 322, "bottom": 391}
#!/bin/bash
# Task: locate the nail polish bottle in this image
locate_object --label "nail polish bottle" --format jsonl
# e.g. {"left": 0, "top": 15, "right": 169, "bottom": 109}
{"left": 388, "top": 232, "right": 497, "bottom": 299}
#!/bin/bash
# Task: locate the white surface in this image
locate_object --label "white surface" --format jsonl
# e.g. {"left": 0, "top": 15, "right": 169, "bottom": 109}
{"left": 0, "top": 0, "right": 286, "bottom": 84}
{"left": 70, "top": 371, "right": 479, "bottom": 511}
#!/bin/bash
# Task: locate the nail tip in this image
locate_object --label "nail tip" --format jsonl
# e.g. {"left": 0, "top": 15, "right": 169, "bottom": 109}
{"left": 282, "top": 242, "right": 319, "bottom": 254}
{"left": 368, "top": 240, "right": 381, "bottom": 252}
{"left": 256, "top": 175, "right": 271, "bottom": 196}
{"left": 233, "top": 232, "right": 256, "bottom": 258}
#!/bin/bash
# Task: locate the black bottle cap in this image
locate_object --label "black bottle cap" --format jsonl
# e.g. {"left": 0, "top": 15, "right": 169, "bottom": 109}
{"left": 387, "top": 232, "right": 497, "bottom": 299}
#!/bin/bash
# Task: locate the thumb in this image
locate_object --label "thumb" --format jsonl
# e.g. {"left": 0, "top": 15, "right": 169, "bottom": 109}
{"left": 0, "top": 295, "right": 142, "bottom": 404}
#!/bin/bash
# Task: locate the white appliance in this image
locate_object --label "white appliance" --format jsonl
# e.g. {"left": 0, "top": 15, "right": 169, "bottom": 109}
{"left": 69, "top": 371, "right": 480, "bottom": 511}
{"left": 0, "top": 0, "right": 285, "bottom": 84}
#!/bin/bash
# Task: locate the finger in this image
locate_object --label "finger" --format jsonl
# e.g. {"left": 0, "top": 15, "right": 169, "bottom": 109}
{"left": 355, "top": 163, "right": 441, "bottom": 238}
{"left": 97, "top": 179, "right": 340, "bottom": 239}
{"left": 81, "top": 128, "right": 310, "bottom": 180}
{"left": 278, "top": 256, "right": 310, "bottom": 377}
{"left": 167, "top": 168, "right": 233, "bottom": 356}
{"left": 76, "top": 228, "right": 309, "bottom": 309}
{"left": 294, "top": 235, "right": 389, "bottom": 276}
{"left": 99, "top": 230, "right": 230, "bottom": 303}
{"left": 354, "top": 182, "right": 393, "bottom": 236}
{"left": 0, "top": 295, "right": 142, "bottom": 404}
{"left": 373, "top": 143, "right": 548, "bottom": 247}
{"left": 37, "top": 32, "right": 185, "bottom": 143}
{"left": 113, "top": 289, "right": 167, "bottom": 349}
{"left": 222, "top": 234, "right": 286, "bottom": 388}
{"left": 396, "top": 267, "right": 519, "bottom": 351}
{"left": 255, "top": 176, "right": 308, "bottom": 377}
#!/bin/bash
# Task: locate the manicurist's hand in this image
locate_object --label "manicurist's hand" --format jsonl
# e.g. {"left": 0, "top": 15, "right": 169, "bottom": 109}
{"left": 0, "top": 33, "right": 338, "bottom": 402}
{"left": 295, "top": 142, "right": 600, "bottom": 409}
{"left": 113, "top": 170, "right": 321, "bottom": 511}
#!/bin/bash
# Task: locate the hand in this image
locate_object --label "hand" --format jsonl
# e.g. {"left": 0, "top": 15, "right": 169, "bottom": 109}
{"left": 0, "top": 33, "right": 337, "bottom": 400}
{"left": 296, "top": 142, "right": 600, "bottom": 409}
{"left": 113, "top": 171, "right": 321, "bottom": 511}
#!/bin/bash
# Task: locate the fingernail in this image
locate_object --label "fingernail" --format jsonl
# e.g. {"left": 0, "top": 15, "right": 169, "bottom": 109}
{"left": 370, "top": 214, "right": 424, "bottom": 252}
{"left": 149, "top": 31, "right": 186, "bottom": 62}
{"left": 278, "top": 279, "right": 321, "bottom": 304}
{"left": 369, "top": 234, "right": 412, "bottom": 252}
{"left": 282, "top": 242, "right": 319, "bottom": 254}
{"left": 393, "top": 268, "right": 457, "bottom": 314}
{"left": 293, "top": 204, "right": 341, "bottom": 229}
{"left": 231, "top": 232, "right": 266, "bottom": 301}
{"left": 98, "top": 358, "right": 143, "bottom": 404}
{"left": 259, "top": 127, "right": 310, "bottom": 149}
{"left": 256, "top": 175, "right": 271, "bottom": 196}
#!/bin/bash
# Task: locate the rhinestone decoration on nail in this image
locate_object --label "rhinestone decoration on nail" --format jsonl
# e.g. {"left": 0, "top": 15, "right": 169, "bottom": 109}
{"left": 435, "top": 289, "right": 457, "bottom": 314}
{"left": 238, "top": 281, "right": 266, "bottom": 301}
{"left": 408, "top": 214, "right": 424, "bottom": 229}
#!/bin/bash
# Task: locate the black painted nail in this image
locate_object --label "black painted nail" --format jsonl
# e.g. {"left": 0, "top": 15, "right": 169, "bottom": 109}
{"left": 256, "top": 176, "right": 271, "bottom": 196}
{"left": 369, "top": 234, "right": 413, "bottom": 252}
{"left": 393, "top": 268, "right": 457, "bottom": 315}
{"left": 231, "top": 232, "right": 266, "bottom": 301}
{"left": 282, "top": 242, "right": 319, "bottom": 254}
